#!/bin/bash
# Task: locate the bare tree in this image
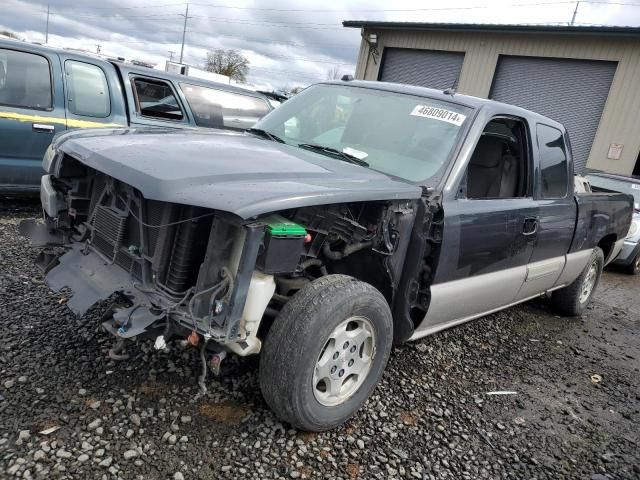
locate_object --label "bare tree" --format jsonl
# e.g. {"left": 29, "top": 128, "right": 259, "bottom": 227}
{"left": 326, "top": 65, "right": 341, "bottom": 80}
{"left": 0, "top": 30, "right": 20, "bottom": 40}
{"left": 204, "top": 49, "right": 250, "bottom": 83}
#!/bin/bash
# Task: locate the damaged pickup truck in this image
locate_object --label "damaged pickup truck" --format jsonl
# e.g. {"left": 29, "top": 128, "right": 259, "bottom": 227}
{"left": 21, "top": 80, "right": 633, "bottom": 431}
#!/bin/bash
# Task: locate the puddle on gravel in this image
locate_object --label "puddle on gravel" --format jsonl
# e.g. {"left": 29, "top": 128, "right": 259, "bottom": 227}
{"left": 198, "top": 401, "right": 250, "bottom": 425}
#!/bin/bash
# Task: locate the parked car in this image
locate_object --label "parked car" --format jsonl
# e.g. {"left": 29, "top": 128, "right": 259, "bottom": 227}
{"left": 0, "top": 38, "right": 272, "bottom": 194}
{"left": 21, "top": 80, "right": 633, "bottom": 431}
{"left": 586, "top": 172, "right": 640, "bottom": 274}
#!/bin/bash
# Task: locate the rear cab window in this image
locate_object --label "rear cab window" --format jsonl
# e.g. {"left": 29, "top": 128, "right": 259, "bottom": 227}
{"left": 537, "top": 124, "right": 569, "bottom": 198}
{"left": 65, "top": 60, "right": 110, "bottom": 117}
{"left": 179, "top": 83, "right": 271, "bottom": 130}
{"left": 0, "top": 48, "right": 52, "bottom": 110}
{"left": 131, "top": 77, "right": 184, "bottom": 121}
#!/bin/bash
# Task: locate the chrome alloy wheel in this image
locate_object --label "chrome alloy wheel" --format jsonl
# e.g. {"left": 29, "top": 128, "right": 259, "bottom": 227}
{"left": 312, "top": 316, "right": 375, "bottom": 407}
{"left": 580, "top": 261, "right": 598, "bottom": 304}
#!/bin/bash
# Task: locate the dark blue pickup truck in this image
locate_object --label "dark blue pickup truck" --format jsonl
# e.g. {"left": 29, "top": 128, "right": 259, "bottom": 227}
{"left": 0, "top": 38, "right": 272, "bottom": 193}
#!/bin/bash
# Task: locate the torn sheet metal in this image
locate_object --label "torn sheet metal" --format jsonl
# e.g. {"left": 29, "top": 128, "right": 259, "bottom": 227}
{"left": 45, "top": 245, "right": 137, "bottom": 316}
{"left": 18, "top": 219, "right": 64, "bottom": 247}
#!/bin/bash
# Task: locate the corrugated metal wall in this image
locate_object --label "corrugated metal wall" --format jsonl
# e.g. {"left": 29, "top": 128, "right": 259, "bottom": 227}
{"left": 354, "top": 29, "right": 640, "bottom": 176}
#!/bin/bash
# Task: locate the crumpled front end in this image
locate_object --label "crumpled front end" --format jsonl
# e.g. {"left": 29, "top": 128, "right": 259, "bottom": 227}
{"left": 21, "top": 164, "right": 270, "bottom": 358}
{"left": 22, "top": 146, "right": 421, "bottom": 374}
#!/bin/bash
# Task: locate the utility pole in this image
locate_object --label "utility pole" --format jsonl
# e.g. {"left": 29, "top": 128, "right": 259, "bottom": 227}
{"left": 168, "top": 50, "right": 176, "bottom": 62}
{"left": 570, "top": 1, "right": 580, "bottom": 26}
{"left": 179, "top": 3, "right": 190, "bottom": 64}
{"left": 45, "top": 3, "right": 50, "bottom": 43}
{"left": 95, "top": 43, "right": 101, "bottom": 54}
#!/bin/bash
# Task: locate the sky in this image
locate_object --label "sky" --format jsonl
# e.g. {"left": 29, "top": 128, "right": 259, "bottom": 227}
{"left": 1, "top": 0, "right": 640, "bottom": 91}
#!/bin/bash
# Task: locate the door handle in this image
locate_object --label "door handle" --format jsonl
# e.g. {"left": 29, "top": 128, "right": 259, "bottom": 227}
{"left": 522, "top": 217, "right": 538, "bottom": 236}
{"left": 32, "top": 123, "right": 55, "bottom": 133}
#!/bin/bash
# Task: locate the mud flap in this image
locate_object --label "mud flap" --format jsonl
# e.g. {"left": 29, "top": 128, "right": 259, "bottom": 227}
{"left": 45, "top": 245, "right": 137, "bottom": 316}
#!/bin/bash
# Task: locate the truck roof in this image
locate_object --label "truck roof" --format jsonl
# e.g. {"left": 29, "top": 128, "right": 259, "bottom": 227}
{"left": 113, "top": 62, "right": 271, "bottom": 101}
{"left": 0, "top": 37, "right": 270, "bottom": 102}
{"left": 321, "top": 79, "right": 565, "bottom": 130}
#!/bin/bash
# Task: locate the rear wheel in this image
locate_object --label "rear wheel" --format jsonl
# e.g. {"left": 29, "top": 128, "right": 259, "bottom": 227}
{"left": 552, "top": 247, "right": 604, "bottom": 316}
{"left": 624, "top": 252, "right": 640, "bottom": 275}
{"left": 259, "top": 275, "right": 393, "bottom": 431}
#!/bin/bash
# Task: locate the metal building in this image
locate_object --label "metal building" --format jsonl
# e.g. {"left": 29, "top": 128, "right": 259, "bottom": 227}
{"left": 343, "top": 22, "right": 640, "bottom": 176}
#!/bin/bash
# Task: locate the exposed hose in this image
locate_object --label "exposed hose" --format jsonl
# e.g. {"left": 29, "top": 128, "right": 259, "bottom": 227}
{"left": 322, "top": 240, "right": 373, "bottom": 261}
{"left": 108, "top": 338, "right": 130, "bottom": 361}
{"left": 300, "top": 258, "right": 328, "bottom": 276}
{"left": 275, "top": 276, "right": 310, "bottom": 296}
{"left": 197, "top": 338, "right": 209, "bottom": 395}
{"left": 187, "top": 267, "right": 232, "bottom": 321}
{"left": 188, "top": 283, "right": 225, "bottom": 322}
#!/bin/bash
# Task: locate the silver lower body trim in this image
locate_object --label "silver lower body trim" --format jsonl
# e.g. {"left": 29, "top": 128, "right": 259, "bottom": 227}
{"left": 409, "top": 249, "right": 594, "bottom": 341}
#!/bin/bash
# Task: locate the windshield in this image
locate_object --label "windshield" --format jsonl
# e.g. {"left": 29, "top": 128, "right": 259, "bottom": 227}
{"left": 586, "top": 174, "right": 640, "bottom": 210}
{"left": 253, "top": 84, "right": 472, "bottom": 183}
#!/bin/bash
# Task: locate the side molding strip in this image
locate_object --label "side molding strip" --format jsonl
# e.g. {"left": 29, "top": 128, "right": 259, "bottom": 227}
{"left": 410, "top": 249, "right": 594, "bottom": 341}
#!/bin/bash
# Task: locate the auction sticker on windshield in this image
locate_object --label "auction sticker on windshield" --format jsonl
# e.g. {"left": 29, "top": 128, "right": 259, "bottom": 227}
{"left": 410, "top": 105, "right": 466, "bottom": 126}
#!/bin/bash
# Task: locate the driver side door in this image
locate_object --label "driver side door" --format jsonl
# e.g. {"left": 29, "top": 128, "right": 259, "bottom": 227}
{"left": 413, "top": 115, "right": 537, "bottom": 337}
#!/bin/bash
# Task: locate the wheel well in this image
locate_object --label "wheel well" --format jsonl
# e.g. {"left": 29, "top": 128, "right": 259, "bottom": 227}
{"left": 598, "top": 234, "right": 617, "bottom": 262}
{"left": 327, "top": 249, "right": 394, "bottom": 304}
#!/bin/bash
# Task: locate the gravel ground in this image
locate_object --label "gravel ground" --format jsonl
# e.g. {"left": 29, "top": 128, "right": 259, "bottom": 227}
{"left": 1, "top": 199, "right": 639, "bottom": 480}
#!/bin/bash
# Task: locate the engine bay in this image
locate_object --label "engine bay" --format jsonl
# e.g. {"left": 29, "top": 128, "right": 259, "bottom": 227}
{"left": 30, "top": 156, "right": 424, "bottom": 362}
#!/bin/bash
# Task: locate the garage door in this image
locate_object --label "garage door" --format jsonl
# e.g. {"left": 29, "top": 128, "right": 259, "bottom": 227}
{"left": 490, "top": 56, "right": 617, "bottom": 173}
{"left": 379, "top": 48, "right": 465, "bottom": 90}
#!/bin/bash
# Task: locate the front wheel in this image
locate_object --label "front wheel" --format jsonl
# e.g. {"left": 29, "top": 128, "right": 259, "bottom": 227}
{"left": 552, "top": 247, "right": 604, "bottom": 316}
{"left": 259, "top": 275, "right": 393, "bottom": 431}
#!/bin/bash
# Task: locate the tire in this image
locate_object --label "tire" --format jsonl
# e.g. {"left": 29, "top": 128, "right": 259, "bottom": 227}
{"left": 624, "top": 252, "right": 640, "bottom": 275}
{"left": 551, "top": 247, "right": 604, "bottom": 316}
{"left": 259, "top": 274, "right": 393, "bottom": 431}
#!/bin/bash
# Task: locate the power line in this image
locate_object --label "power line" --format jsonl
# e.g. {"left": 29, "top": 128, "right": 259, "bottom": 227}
{"left": 60, "top": 12, "right": 350, "bottom": 30}
{"left": 47, "top": 2, "right": 187, "bottom": 11}
{"left": 188, "top": 0, "right": 579, "bottom": 12}
{"left": 186, "top": 32, "right": 355, "bottom": 49}
{"left": 47, "top": 0, "right": 640, "bottom": 13}
{"left": 191, "top": 0, "right": 640, "bottom": 10}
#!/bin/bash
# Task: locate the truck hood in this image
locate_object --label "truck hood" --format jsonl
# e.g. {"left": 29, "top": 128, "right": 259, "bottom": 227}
{"left": 57, "top": 129, "right": 422, "bottom": 219}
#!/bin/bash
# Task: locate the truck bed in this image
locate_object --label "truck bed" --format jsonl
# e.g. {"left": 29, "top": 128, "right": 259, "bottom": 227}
{"left": 572, "top": 192, "right": 634, "bottom": 259}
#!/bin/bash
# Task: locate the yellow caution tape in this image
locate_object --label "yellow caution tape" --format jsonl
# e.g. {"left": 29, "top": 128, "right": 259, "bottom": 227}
{"left": 0, "top": 111, "right": 125, "bottom": 129}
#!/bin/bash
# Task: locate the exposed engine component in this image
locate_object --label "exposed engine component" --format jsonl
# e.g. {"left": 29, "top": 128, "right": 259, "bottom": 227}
{"left": 32, "top": 163, "right": 420, "bottom": 372}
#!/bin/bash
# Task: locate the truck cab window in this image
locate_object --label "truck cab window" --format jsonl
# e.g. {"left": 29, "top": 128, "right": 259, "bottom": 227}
{"left": 132, "top": 77, "right": 183, "bottom": 121}
{"left": 179, "top": 83, "right": 271, "bottom": 130}
{"left": 465, "top": 118, "right": 530, "bottom": 199}
{"left": 0, "top": 48, "right": 51, "bottom": 110}
{"left": 537, "top": 124, "right": 569, "bottom": 198}
{"left": 65, "top": 61, "right": 110, "bottom": 117}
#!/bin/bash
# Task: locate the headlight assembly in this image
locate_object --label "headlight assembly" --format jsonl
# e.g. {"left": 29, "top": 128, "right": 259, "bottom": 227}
{"left": 627, "top": 220, "right": 639, "bottom": 239}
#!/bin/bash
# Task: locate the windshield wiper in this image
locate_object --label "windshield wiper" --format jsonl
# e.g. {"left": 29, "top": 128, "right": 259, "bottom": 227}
{"left": 297, "top": 143, "right": 369, "bottom": 167}
{"left": 246, "top": 128, "right": 285, "bottom": 143}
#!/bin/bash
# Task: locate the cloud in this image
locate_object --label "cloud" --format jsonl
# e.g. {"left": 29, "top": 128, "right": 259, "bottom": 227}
{"left": 1, "top": 0, "right": 639, "bottom": 90}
